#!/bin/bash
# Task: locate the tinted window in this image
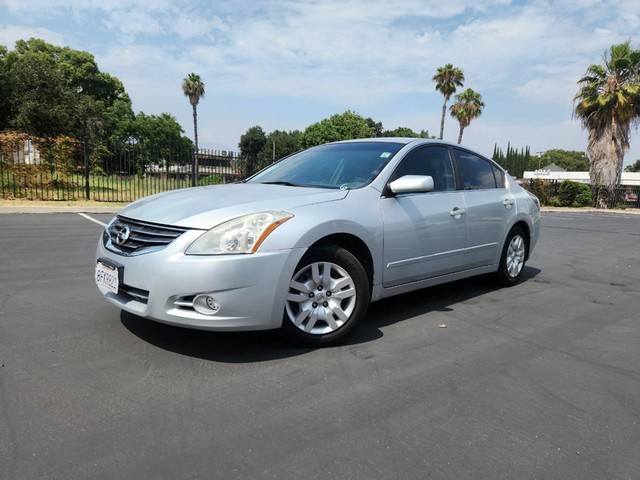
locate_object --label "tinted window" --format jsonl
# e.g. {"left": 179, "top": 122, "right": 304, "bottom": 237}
{"left": 391, "top": 146, "right": 455, "bottom": 192}
{"left": 453, "top": 150, "right": 497, "bottom": 190}
{"left": 491, "top": 163, "right": 505, "bottom": 188}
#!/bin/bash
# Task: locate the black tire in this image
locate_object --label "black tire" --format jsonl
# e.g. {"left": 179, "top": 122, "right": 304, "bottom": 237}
{"left": 495, "top": 226, "right": 528, "bottom": 287}
{"left": 280, "top": 245, "right": 370, "bottom": 347}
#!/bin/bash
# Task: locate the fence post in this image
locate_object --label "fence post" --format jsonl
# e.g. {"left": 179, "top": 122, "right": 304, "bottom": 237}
{"left": 191, "top": 148, "right": 196, "bottom": 187}
{"left": 84, "top": 138, "right": 90, "bottom": 200}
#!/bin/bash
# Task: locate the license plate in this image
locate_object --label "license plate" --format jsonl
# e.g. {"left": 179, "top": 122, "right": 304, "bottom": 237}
{"left": 96, "top": 260, "right": 119, "bottom": 294}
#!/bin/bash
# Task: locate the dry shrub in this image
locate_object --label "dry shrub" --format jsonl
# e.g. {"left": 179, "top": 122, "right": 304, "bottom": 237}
{"left": 1, "top": 131, "right": 81, "bottom": 190}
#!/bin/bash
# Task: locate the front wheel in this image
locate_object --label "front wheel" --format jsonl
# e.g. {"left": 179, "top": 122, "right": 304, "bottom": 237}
{"left": 494, "top": 226, "right": 528, "bottom": 287}
{"left": 280, "top": 245, "right": 370, "bottom": 347}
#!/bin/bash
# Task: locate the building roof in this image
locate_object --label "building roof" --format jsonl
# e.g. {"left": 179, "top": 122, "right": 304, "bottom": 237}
{"left": 545, "top": 163, "right": 566, "bottom": 172}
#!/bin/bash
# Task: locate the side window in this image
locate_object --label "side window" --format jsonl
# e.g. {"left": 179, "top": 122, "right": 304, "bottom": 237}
{"left": 453, "top": 149, "right": 497, "bottom": 190}
{"left": 391, "top": 146, "right": 455, "bottom": 192}
{"left": 491, "top": 163, "right": 505, "bottom": 188}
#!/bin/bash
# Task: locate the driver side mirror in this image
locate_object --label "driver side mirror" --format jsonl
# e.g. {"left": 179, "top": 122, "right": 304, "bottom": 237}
{"left": 388, "top": 175, "right": 435, "bottom": 195}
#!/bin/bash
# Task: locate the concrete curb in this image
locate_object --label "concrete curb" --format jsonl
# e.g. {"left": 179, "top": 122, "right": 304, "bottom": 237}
{"left": 540, "top": 207, "right": 640, "bottom": 215}
{"left": 0, "top": 205, "right": 122, "bottom": 214}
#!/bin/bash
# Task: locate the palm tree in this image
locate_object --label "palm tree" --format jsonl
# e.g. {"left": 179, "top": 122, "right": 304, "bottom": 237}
{"left": 182, "top": 73, "right": 205, "bottom": 185}
{"left": 449, "top": 88, "right": 485, "bottom": 144}
{"left": 433, "top": 64, "right": 465, "bottom": 140}
{"left": 573, "top": 42, "right": 640, "bottom": 208}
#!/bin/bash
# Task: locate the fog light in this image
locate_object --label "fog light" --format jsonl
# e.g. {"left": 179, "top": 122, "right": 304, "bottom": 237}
{"left": 193, "top": 295, "right": 221, "bottom": 315}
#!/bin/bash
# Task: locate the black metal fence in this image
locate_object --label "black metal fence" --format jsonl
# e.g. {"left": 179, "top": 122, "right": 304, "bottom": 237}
{"left": 593, "top": 185, "right": 640, "bottom": 209}
{"left": 0, "top": 138, "right": 248, "bottom": 202}
{"left": 524, "top": 178, "right": 640, "bottom": 209}
{"left": 2, "top": 137, "right": 640, "bottom": 209}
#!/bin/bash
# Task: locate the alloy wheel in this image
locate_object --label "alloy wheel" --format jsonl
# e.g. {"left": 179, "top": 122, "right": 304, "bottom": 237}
{"left": 506, "top": 235, "right": 525, "bottom": 278}
{"left": 285, "top": 261, "right": 357, "bottom": 335}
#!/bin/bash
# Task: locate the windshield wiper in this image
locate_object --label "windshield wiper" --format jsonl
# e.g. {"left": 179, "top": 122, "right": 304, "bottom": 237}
{"left": 258, "top": 181, "right": 339, "bottom": 189}
{"left": 260, "top": 181, "right": 303, "bottom": 187}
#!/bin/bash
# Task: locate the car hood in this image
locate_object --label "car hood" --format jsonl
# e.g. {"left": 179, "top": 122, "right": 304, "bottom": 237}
{"left": 119, "top": 183, "right": 349, "bottom": 229}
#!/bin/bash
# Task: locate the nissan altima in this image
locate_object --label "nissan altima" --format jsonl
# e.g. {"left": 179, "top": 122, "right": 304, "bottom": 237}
{"left": 95, "top": 138, "right": 540, "bottom": 346}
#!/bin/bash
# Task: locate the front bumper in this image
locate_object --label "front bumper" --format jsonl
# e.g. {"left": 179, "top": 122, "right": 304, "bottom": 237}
{"left": 95, "top": 229, "right": 306, "bottom": 331}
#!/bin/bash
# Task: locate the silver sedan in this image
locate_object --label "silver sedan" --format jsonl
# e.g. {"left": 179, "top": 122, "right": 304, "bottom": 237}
{"left": 95, "top": 138, "right": 540, "bottom": 346}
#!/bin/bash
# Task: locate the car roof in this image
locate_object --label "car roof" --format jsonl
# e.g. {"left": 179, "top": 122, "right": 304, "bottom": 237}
{"left": 325, "top": 137, "right": 503, "bottom": 172}
{"left": 330, "top": 137, "right": 460, "bottom": 147}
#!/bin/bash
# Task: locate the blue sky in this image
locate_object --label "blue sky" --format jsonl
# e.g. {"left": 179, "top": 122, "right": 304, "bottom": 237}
{"left": 1, "top": 0, "right": 640, "bottom": 165}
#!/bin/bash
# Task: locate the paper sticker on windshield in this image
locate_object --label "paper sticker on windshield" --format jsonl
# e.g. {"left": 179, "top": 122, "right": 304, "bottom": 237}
{"left": 380, "top": 152, "right": 392, "bottom": 158}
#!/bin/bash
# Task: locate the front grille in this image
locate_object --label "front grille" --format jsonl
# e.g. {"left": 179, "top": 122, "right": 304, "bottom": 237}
{"left": 105, "top": 215, "right": 190, "bottom": 256}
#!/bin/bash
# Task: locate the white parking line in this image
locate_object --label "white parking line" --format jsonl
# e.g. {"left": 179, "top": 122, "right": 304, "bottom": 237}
{"left": 78, "top": 213, "right": 107, "bottom": 227}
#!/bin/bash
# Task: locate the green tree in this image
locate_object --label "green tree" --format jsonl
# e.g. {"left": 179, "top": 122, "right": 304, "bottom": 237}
{"left": 536, "top": 149, "right": 590, "bottom": 171}
{"left": 181, "top": 73, "right": 205, "bottom": 185}
{"left": 0, "top": 45, "right": 10, "bottom": 131}
{"left": 238, "top": 127, "right": 301, "bottom": 176}
{"left": 260, "top": 130, "right": 301, "bottom": 164}
{"left": 132, "top": 113, "right": 191, "bottom": 149}
{"left": 1, "top": 38, "right": 135, "bottom": 145}
{"left": 6, "top": 48, "right": 75, "bottom": 137}
{"left": 239, "top": 125, "right": 267, "bottom": 158}
{"left": 101, "top": 97, "right": 137, "bottom": 145}
{"left": 239, "top": 125, "right": 267, "bottom": 175}
{"left": 300, "top": 110, "right": 375, "bottom": 148}
{"left": 381, "top": 126, "right": 431, "bottom": 138}
{"left": 625, "top": 159, "right": 640, "bottom": 172}
{"left": 11, "top": 38, "right": 128, "bottom": 110}
{"left": 449, "top": 88, "right": 484, "bottom": 144}
{"left": 493, "top": 143, "right": 531, "bottom": 178}
{"left": 366, "top": 117, "right": 384, "bottom": 137}
{"left": 573, "top": 41, "right": 640, "bottom": 207}
{"left": 433, "top": 64, "right": 465, "bottom": 140}
{"left": 181, "top": 73, "right": 205, "bottom": 152}
{"left": 128, "top": 112, "right": 193, "bottom": 176}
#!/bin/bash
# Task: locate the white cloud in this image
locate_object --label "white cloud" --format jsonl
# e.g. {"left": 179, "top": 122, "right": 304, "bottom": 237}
{"left": 103, "top": 9, "right": 164, "bottom": 39}
{"left": 516, "top": 77, "right": 573, "bottom": 104}
{"left": 514, "top": 61, "right": 588, "bottom": 104}
{"left": 0, "top": 25, "right": 66, "bottom": 48}
{"left": 1, "top": 0, "right": 171, "bottom": 15}
{"left": 172, "top": 15, "right": 227, "bottom": 40}
{"left": 2, "top": 0, "right": 640, "bottom": 162}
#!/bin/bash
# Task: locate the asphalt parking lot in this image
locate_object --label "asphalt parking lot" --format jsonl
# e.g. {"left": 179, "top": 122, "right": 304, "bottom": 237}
{"left": 0, "top": 211, "right": 639, "bottom": 480}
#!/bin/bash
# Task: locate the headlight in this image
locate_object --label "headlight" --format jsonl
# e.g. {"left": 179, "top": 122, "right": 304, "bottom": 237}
{"left": 186, "top": 211, "right": 293, "bottom": 255}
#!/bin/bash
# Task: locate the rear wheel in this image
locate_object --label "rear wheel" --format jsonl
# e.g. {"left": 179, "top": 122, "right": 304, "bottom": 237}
{"left": 495, "top": 226, "right": 527, "bottom": 286}
{"left": 280, "top": 245, "right": 370, "bottom": 347}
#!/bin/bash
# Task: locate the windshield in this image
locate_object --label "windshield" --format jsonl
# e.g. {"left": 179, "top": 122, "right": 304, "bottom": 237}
{"left": 247, "top": 142, "right": 405, "bottom": 189}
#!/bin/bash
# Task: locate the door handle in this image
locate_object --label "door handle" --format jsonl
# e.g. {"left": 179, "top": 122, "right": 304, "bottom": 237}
{"left": 450, "top": 207, "right": 466, "bottom": 217}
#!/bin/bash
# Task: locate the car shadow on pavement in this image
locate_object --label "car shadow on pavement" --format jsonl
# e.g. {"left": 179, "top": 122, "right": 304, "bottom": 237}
{"left": 345, "top": 266, "right": 541, "bottom": 346}
{"left": 120, "top": 312, "right": 310, "bottom": 363}
{"left": 120, "top": 266, "right": 541, "bottom": 363}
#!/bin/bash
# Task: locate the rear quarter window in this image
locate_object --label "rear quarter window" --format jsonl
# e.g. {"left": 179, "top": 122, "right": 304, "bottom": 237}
{"left": 491, "top": 163, "right": 506, "bottom": 188}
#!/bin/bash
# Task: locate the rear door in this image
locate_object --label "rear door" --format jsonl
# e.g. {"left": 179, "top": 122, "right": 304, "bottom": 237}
{"left": 451, "top": 148, "right": 516, "bottom": 268}
{"left": 381, "top": 145, "right": 467, "bottom": 287}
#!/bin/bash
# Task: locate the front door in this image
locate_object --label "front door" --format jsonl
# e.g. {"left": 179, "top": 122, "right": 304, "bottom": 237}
{"left": 382, "top": 146, "right": 467, "bottom": 287}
